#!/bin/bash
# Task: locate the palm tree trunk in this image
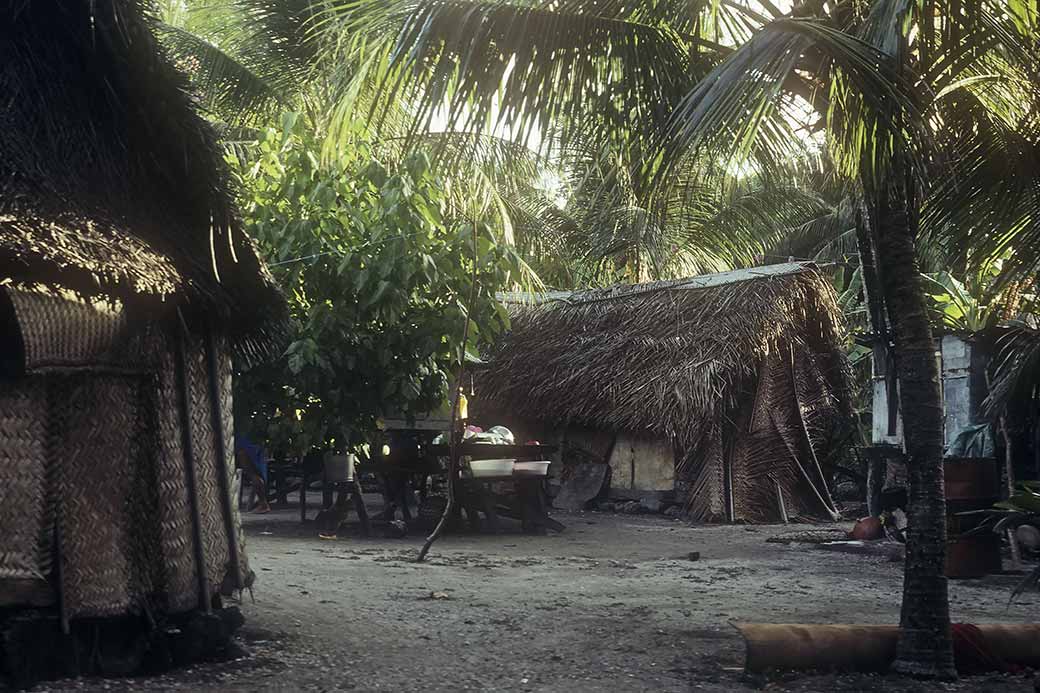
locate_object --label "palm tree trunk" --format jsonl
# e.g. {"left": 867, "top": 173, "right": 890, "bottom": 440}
{"left": 856, "top": 209, "right": 899, "bottom": 439}
{"left": 870, "top": 175, "right": 956, "bottom": 680}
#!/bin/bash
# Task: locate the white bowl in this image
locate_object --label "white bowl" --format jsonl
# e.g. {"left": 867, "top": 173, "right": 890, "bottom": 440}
{"left": 513, "top": 461, "right": 550, "bottom": 477}
{"left": 468, "top": 459, "right": 515, "bottom": 478}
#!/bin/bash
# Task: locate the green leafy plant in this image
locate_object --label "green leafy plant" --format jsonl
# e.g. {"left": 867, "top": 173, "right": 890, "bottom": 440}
{"left": 921, "top": 262, "right": 1011, "bottom": 332}
{"left": 232, "top": 113, "right": 519, "bottom": 453}
{"left": 968, "top": 481, "right": 1040, "bottom": 600}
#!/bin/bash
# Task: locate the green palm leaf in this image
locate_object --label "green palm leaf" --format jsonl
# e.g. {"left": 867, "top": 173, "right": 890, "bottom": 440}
{"left": 327, "top": 0, "right": 710, "bottom": 151}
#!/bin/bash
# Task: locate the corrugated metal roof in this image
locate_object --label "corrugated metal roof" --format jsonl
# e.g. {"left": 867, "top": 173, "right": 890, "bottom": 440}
{"left": 497, "top": 262, "right": 815, "bottom": 306}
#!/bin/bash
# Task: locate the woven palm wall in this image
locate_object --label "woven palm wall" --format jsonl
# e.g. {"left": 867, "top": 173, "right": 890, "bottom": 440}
{"left": 0, "top": 381, "right": 50, "bottom": 600}
{"left": 728, "top": 346, "right": 842, "bottom": 523}
{"left": 154, "top": 332, "right": 248, "bottom": 613}
{"left": 0, "top": 287, "right": 248, "bottom": 618}
{"left": 678, "top": 424, "right": 727, "bottom": 522}
{"left": 674, "top": 345, "right": 842, "bottom": 523}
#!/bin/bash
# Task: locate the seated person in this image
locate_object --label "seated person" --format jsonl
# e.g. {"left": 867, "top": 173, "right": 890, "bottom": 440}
{"left": 235, "top": 435, "right": 271, "bottom": 513}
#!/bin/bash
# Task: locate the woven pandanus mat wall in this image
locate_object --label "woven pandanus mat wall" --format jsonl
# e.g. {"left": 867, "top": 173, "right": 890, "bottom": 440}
{"left": 154, "top": 337, "right": 204, "bottom": 614}
{"left": 52, "top": 375, "right": 139, "bottom": 617}
{"left": 152, "top": 332, "right": 245, "bottom": 612}
{"left": 0, "top": 381, "right": 51, "bottom": 591}
{"left": 52, "top": 335, "right": 245, "bottom": 617}
{"left": 1, "top": 289, "right": 247, "bottom": 617}
{"left": 215, "top": 339, "right": 250, "bottom": 580}
{"left": 4, "top": 287, "right": 144, "bottom": 371}
{"left": 184, "top": 334, "right": 236, "bottom": 590}
{"left": 0, "top": 372, "right": 168, "bottom": 616}
{"left": 124, "top": 371, "right": 167, "bottom": 608}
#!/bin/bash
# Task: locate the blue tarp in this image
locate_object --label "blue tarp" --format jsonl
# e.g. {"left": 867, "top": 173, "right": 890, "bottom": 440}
{"left": 946, "top": 423, "right": 996, "bottom": 459}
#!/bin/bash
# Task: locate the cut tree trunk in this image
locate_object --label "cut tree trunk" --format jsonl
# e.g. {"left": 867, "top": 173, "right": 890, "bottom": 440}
{"left": 870, "top": 175, "right": 956, "bottom": 680}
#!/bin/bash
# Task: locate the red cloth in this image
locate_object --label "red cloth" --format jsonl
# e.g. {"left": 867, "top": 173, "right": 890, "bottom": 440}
{"left": 951, "top": 623, "right": 1020, "bottom": 674}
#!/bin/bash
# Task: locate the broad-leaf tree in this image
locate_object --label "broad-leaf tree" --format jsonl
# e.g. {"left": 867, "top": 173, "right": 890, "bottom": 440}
{"left": 231, "top": 114, "right": 518, "bottom": 452}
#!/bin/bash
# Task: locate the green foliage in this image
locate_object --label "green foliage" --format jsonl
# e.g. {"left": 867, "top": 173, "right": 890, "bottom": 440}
{"left": 971, "top": 480, "right": 1040, "bottom": 600}
{"left": 921, "top": 260, "right": 1035, "bottom": 333}
{"left": 996, "top": 482, "right": 1040, "bottom": 515}
{"left": 232, "top": 113, "right": 517, "bottom": 452}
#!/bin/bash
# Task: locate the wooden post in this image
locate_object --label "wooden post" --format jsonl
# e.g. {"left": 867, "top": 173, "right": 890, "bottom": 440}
{"left": 351, "top": 480, "right": 370, "bottom": 536}
{"left": 1008, "top": 528, "right": 1023, "bottom": 570}
{"left": 999, "top": 415, "right": 1015, "bottom": 500}
{"left": 1034, "top": 395, "right": 1040, "bottom": 481}
{"left": 721, "top": 424, "right": 736, "bottom": 522}
{"left": 46, "top": 381, "right": 72, "bottom": 635}
{"left": 866, "top": 449, "right": 885, "bottom": 517}
{"left": 53, "top": 521, "right": 69, "bottom": 635}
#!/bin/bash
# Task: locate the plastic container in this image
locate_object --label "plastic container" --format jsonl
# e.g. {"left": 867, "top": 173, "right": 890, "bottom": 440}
{"left": 323, "top": 453, "right": 356, "bottom": 482}
{"left": 946, "top": 534, "right": 1002, "bottom": 578}
{"left": 513, "top": 461, "right": 550, "bottom": 477}
{"left": 468, "top": 459, "right": 515, "bottom": 478}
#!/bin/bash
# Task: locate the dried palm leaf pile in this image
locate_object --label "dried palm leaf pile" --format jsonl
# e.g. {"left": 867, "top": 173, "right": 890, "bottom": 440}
{"left": 479, "top": 263, "right": 852, "bottom": 523}
{"left": 0, "top": 1, "right": 286, "bottom": 686}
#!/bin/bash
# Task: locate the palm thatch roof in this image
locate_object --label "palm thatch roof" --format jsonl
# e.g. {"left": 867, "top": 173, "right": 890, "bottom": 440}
{"left": 0, "top": 1, "right": 286, "bottom": 360}
{"left": 479, "top": 263, "right": 851, "bottom": 445}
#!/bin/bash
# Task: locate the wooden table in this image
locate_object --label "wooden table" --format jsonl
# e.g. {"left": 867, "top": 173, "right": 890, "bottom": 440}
{"left": 424, "top": 443, "right": 563, "bottom": 534}
{"left": 350, "top": 441, "right": 561, "bottom": 534}
{"left": 354, "top": 458, "right": 440, "bottom": 523}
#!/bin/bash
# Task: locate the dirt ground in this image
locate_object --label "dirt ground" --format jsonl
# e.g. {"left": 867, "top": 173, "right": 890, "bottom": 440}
{"left": 28, "top": 502, "right": 1040, "bottom": 692}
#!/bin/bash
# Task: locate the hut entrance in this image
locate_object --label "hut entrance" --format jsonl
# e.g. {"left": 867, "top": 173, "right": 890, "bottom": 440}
{"left": 607, "top": 435, "right": 675, "bottom": 492}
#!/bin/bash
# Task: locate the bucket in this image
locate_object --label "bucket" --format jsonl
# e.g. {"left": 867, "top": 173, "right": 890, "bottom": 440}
{"left": 323, "top": 453, "right": 356, "bottom": 482}
{"left": 944, "top": 457, "right": 999, "bottom": 504}
{"left": 943, "top": 457, "right": 1001, "bottom": 579}
{"left": 946, "top": 533, "right": 1002, "bottom": 578}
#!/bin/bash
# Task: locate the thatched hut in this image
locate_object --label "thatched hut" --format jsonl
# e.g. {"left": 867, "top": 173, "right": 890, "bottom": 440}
{"left": 477, "top": 263, "right": 851, "bottom": 523}
{"left": 0, "top": 0, "right": 285, "bottom": 682}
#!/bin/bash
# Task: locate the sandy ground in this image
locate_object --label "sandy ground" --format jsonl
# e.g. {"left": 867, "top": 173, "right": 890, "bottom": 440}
{"left": 27, "top": 502, "right": 1040, "bottom": 692}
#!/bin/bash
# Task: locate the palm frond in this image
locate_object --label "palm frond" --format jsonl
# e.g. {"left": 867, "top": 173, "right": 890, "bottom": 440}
{"left": 158, "top": 0, "right": 328, "bottom": 124}
{"left": 326, "top": 0, "right": 706, "bottom": 152}
{"left": 925, "top": 108, "right": 1040, "bottom": 283}
{"left": 984, "top": 323, "right": 1040, "bottom": 419}
{"left": 159, "top": 22, "right": 287, "bottom": 120}
{"left": 658, "top": 17, "right": 932, "bottom": 194}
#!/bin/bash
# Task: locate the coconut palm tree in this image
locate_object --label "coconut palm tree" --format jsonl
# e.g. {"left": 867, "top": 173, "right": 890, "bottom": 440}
{"left": 532, "top": 141, "right": 847, "bottom": 285}
{"left": 659, "top": 6, "right": 1038, "bottom": 674}
{"left": 160, "top": 0, "right": 844, "bottom": 288}
{"left": 329, "top": 0, "right": 1040, "bottom": 678}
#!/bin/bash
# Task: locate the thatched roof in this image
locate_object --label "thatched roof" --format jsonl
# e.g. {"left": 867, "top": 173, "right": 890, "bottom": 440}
{"left": 0, "top": 1, "right": 286, "bottom": 360}
{"left": 479, "top": 263, "right": 851, "bottom": 444}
